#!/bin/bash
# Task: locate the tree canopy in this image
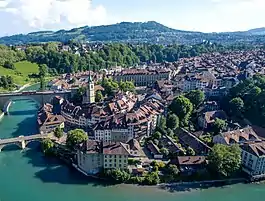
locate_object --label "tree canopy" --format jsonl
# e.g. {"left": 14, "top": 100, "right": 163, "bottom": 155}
{"left": 212, "top": 118, "right": 227, "bottom": 135}
{"left": 95, "top": 90, "right": 104, "bottom": 102}
{"left": 208, "top": 144, "right": 241, "bottom": 177}
{"left": 166, "top": 114, "right": 179, "bottom": 130}
{"left": 169, "top": 95, "right": 193, "bottom": 126}
{"left": 54, "top": 127, "right": 63, "bottom": 138}
{"left": 41, "top": 138, "right": 54, "bottom": 155}
{"left": 185, "top": 90, "right": 205, "bottom": 108}
{"left": 224, "top": 75, "right": 265, "bottom": 127}
{"left": 229, "top": 97, "right": 244, "bottom": 117}
{"left": 66, "top": 129, "right": 88, "bottom": 149}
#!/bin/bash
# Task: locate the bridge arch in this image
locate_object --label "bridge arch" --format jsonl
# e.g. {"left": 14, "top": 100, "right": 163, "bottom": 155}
{"left": 24, "top": 139, "right": 43, "bottom": 148}
{"left": 0, "top": 142, "right": 23, "bottom": 152}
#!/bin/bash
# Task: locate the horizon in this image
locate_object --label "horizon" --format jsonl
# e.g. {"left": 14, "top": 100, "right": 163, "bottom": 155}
{"left": 1, "top": 20, "right": 264, "bottom": 37}
{"left": 0, "top": 0, "right": 265, "bottom": 37}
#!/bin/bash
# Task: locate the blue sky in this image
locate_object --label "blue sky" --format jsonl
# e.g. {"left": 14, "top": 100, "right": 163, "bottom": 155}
{"left": 0, "top": 0, "right": 264, "bottom": 36}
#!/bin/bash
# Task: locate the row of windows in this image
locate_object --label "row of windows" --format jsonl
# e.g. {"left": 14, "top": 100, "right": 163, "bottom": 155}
{"left": 105, "top": 159, "right": 127, "bottom": 163}
{"left": 104, "top": 155, "right": 125, "bottom": 159}
{"left": 104, "top": 163, "right": 126, "bottom": 168}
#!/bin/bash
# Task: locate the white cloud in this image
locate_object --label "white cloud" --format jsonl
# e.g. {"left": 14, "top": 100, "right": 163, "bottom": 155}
{"left": 0, "top": 0, "right": 109, "bottom": 35}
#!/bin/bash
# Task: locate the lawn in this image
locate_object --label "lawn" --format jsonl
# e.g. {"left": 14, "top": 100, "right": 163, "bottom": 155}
{"left": 0, "top": 61, "right": 39, "bottom": 86}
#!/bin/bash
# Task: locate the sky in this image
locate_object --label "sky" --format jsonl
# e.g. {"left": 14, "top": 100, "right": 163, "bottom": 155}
{"left": 0, "top": 0, "right": 265, "bottom": 36}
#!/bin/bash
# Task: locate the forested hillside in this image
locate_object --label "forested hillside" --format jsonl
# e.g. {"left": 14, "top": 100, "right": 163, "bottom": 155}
{"left": 1, "top": 21, "right": 265, "bottom": 45}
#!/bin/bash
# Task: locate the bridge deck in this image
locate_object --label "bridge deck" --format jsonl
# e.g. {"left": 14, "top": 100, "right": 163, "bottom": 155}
{"left": 0, "top": 134, "right": 50, "bottom": 145}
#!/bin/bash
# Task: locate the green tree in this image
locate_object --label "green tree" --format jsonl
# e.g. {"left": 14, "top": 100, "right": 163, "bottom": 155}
{"left": 212, "top": 118, "right": 227, "bottom": 135}
{"left": 160, "top": 148, "right": 169, "bottom": 157}
{"left": 143, "top": 172, "right": 160, "bottom": 185}
{"left": 153, "top": 131, "right": 162, "bottom": 140}
{"left": 54, "top": 127, "right": 63, "bottom": 139}
{"left": 3, "top": 61, "right": 15, "bottom": 70}
{"left": 166, "top": 114, "right": 179, "bottom": 130}
{"left": 101, "top": 78, "right": 119, "bottom": 96}
{"left": 158, "top": 116, "right": 166, "bottom": 129}
{"left": 40, "top": 76, "right": 46, "bottom": 91}
{"left": 185, "top": 90, "right": 205, "bottom": 107}
{"left": 95, "top": 90, "right": 104, "bottom": 102}
{"left": 166, "top": 164, "right": 180, "bottom": 177}
{"left": 41, "top": 139, "right": 54, "bottom": 155}
{"left": 39, "top": 64, "right": 48, "bottom": 77}
{"left": 105, "top": 169, "right": 130, "bottom": 183}
{"left": 186, "top": 146, "right": 196, "bottom": 156}
{"left": 66, "top": 129, "right": 88, "bottom": 149}
{"left": 229, "top": 97, "right": 244, "bottom": 117}
{"left": 119, "top": 81, "right": 135, "bottom": 92}
{"left": 208, "top": 144, "right": 241, "bottom": 177}
{"left": 169, "top": 95, "right": 193, "bottom": 126}
{"left": 166, "top": 128, "right": 175, "bottom": 138}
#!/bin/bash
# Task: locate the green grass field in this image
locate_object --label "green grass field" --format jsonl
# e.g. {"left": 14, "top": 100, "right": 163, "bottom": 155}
{"left": 0, "top": 61, "right": 56, "bottom": 92}
{"left": 0, "top": 61, "right": 39, "bottom": 86}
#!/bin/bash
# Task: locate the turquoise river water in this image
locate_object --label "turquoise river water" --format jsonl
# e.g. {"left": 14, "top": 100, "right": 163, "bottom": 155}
{"left": 0, "top": 92, "right": 265, "bottom": 200}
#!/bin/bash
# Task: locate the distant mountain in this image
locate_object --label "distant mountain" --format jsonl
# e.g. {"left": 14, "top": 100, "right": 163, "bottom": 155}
{"left": 247, "top": 27, "right": 265, "bottom": 35}
{"left": 0, "top": 21, "right": 265, "bottom": 45}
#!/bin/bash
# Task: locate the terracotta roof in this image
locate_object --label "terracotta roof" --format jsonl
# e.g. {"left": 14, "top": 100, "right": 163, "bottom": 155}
{"left": 85, "top": 140, "right": 101, "bottom": 154}
{"left": 241, "top": 142, "right": 265, "bottom": 157}
{"left": 221, "top": 127, "right": 261, "bottom": 145}
{"left": 38, "top": 111, "right": 65, "bottom": 126}
{"left": 103, "top": 142, "right": 130, "bottom": 155}
{"left": 177, "top": 156, "right": 206, "bottom": 165}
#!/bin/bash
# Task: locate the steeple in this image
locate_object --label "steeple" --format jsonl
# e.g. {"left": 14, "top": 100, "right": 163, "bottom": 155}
{"left": 83, "top": 61, "right": 95, "bottom": 104}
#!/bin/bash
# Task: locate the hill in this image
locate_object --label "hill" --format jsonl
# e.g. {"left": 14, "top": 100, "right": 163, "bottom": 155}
{"left": 247, "top": 27, "right": 265, "bottom": 35}
{"left": 0, "top": 61, "right": 39, "bottom": 86}
{"left": 0, "top": 21, "right": 265, "bottom": 45}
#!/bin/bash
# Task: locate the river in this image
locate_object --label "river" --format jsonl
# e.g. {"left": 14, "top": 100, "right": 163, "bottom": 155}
{"left": 0, "top": 95, "right": 265, "bottom": 200}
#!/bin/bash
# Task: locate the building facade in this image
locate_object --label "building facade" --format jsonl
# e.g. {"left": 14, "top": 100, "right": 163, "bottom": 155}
{"left": 241, "top": 142, "right": 265, "bottom": 177}
{"left": 77, "top": 140, "right": 130, "bottom": 175}
{"left": 111, "top": 68, "right": 171, "bottom": 87}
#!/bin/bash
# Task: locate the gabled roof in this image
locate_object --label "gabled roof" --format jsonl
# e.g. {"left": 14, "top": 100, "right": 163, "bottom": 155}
{"left": 242, "top": 142, "right": 265, "bottom": 157}
{"left": 221, "top": 127, "right": 261, "bottom": 145}
{"left": 176, "top": 156, "right": 206, "bottom": 165}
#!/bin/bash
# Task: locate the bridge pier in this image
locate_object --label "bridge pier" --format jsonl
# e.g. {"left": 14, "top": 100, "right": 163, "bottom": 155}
{"left": 21, "top": 140, "right": 26, "bottom": 149}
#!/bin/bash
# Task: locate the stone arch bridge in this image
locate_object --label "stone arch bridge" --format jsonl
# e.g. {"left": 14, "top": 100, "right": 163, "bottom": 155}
{"left": 0, "top": 90, "right": 72, "bottom": 109}
{"left": 0, "top": 134, "right": 56, "bottom": 152}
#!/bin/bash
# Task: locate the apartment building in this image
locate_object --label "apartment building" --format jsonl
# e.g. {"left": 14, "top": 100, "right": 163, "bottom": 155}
{"left": 77, "top": 140, "right": 130, "bottom": 175}
{"left": 111, "top": 68, "right": 171, "bottom": 87}
{"left": 241, "top": 142, "right": 265, "bottom": 177}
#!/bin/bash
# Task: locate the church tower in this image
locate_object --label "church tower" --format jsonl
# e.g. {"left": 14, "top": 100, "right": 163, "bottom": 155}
{"left": 83, "top": 69, "right": 95, "bottom": 104}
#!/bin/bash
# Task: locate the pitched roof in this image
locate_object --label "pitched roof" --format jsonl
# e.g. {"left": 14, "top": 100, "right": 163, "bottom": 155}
{"left": 221, "top": 127, "right": 261, "bottom": 145}
{"left": 103, "top": 142, "right": 130, "bottom": 155}
{"left": 177, "top": 128, "right": 211, "bottom": 154}
{"left": 176, "top": 156, "right": 206, "bottom": 165}
{"left": 241, "top": 142, "right": 265, "bottom": 157}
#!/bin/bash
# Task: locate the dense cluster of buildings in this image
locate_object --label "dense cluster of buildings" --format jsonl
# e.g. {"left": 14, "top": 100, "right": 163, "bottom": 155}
{"left": 38, "top": 49, "right": 265, "bottom": 179}
{"left": 173, "top": 50, "right": 265, "bottom": 97}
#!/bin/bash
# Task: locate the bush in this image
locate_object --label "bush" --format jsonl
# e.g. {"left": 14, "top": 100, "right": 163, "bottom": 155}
{"left": 143, "top": 172, "right": 160, "bottom": 185}
{"left": 105, "top": 169, "right": 131, "bottom": 183}
{"left": 3, "top": 61, "right": 15, "bottom": 70}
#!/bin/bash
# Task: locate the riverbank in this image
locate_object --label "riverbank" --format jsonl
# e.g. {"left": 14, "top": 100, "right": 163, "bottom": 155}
{"left": 158, "top": 178, "right": 247, "bottom": 192}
